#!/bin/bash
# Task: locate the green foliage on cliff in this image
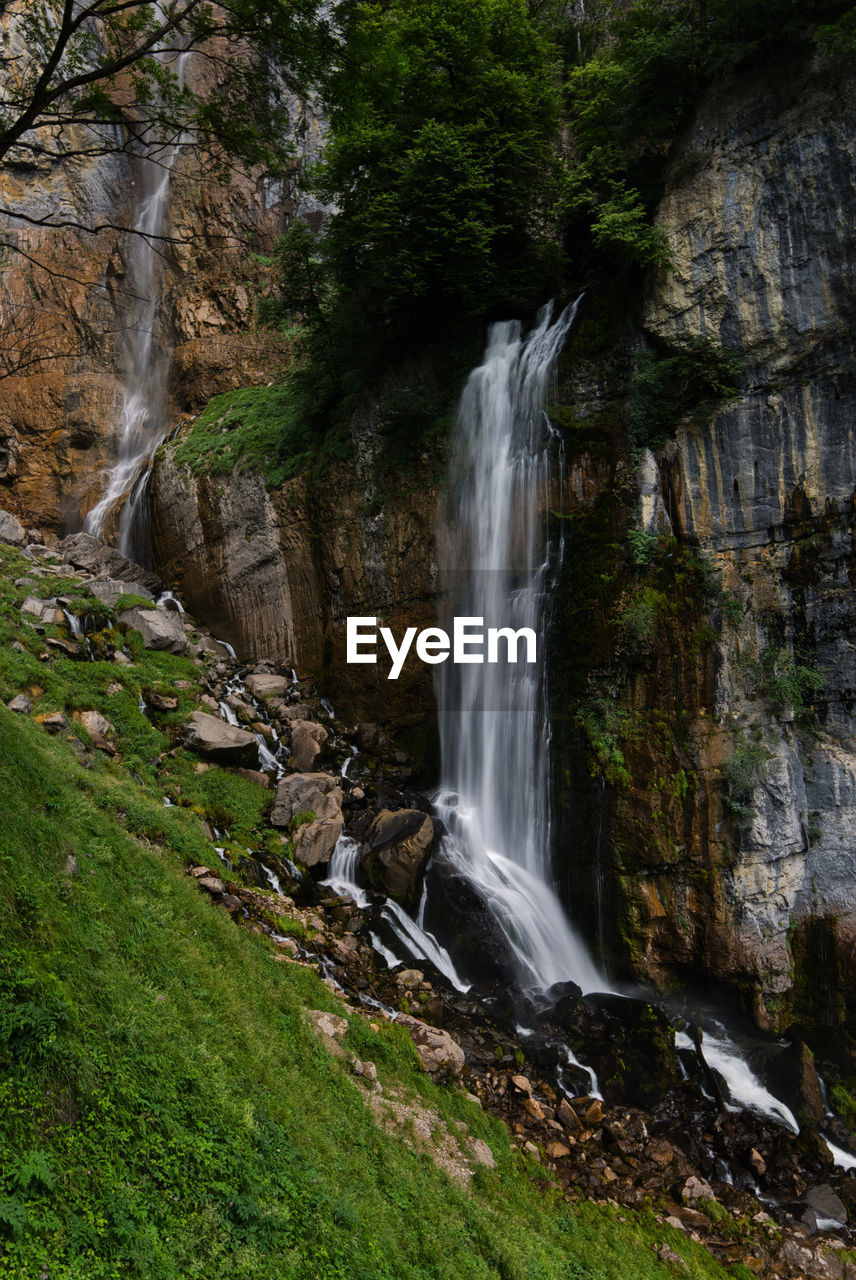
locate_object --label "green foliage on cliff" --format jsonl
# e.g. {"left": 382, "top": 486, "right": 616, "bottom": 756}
{"left": 630, "top": 337, "right": 743, "bottom": 448}
{"left": 170, "top": 385, "right": 315, "bottom": 487}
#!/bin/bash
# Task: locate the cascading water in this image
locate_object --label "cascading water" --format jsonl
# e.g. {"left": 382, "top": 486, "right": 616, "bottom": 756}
{"left": 433, "top": 300, "right": 601, "bottom": 1000}
{"left": 84, "top": 42, "right": 189, "bottom": 561}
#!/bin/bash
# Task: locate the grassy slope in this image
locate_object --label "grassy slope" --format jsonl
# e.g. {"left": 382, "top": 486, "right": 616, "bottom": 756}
{"left": 0, "top": 547, "right": 732, "bottom": 1279}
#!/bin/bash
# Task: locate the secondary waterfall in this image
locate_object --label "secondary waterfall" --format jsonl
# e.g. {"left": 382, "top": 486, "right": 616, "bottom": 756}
{"left": 84, "top": 47, "right": 188, "bottom": 560}
{"left": 434, "top": 300, "right": 601, "bottom": 999}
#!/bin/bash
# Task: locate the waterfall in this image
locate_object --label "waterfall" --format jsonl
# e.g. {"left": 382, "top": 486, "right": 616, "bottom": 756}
{"left": 434, "top": 300, "right": 602, "bottom": 1000}
{"left": 84, "top": 45, "right": 189, "bottom": 560}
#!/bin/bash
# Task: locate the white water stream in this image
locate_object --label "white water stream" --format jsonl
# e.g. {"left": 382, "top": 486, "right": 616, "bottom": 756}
{"left": 433, "top": 300, "right": 601, "bottom": 999}
{"left": 84, "top": 41, "right": 189, "bottom": 558}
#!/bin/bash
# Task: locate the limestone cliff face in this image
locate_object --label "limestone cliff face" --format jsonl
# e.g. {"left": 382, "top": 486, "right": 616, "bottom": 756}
{"left": 0, "top": 39, "right": 319, "bottom": 535}
{"left": 151, "top": 404, "right": 444, "bottom": 760}
{"left": 584, "top": 48, "right": 856, "bottom": 1033}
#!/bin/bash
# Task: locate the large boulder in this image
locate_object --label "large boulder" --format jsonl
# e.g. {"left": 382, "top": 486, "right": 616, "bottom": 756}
{"left": 363, "top": 809, "right": 434, "bottom": 903}
{"left": 117, "top": 605, "right": 187, "bottom": 654}
{"left": 21, "top": 595, "right": 66, "bottom": 626}
{"left": 0, "top": 510, "right": 26, "bottom": 546}
{"left": 58, "top": 532, "right": 161, "bottom": 593}
{"left": 288, "top": 720, "right": 328, "bottom": 771}
{"left": 244, "top": 673, "right": 290, "bottom": 700}
{"left": 178, "top": 711, "right": 258, "bottom": 766}
{"left": 87, "top": 577, "right": 154, "bottom": 607}
{"left": 396, "top": 1014, "right": 465, "bottom": 1078}
{"left": 271, "top": 772, "right": 343, "bottom": 867}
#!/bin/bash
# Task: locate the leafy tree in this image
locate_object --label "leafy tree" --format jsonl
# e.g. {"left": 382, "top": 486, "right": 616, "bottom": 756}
{"left": 305, "top": 0, "right": 566, "bottom": 331}
{"left": 0, "top": 0, "right": 326, "bottom": 186}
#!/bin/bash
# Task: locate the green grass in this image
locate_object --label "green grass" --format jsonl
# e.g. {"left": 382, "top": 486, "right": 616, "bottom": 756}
{"left": 0, "top": 546, "right": 734, "bottom": 1279}
{"left": 170, "top": 385, "right": 313, "bottom": 488}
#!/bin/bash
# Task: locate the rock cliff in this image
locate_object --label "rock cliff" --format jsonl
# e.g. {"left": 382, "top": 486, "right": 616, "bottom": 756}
{"left": 557, "top": 46, "right": 856, "bottom": 1040}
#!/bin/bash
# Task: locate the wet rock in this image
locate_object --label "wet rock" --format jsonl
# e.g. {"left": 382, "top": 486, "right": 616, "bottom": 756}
{"left": 21, "top": 596, "right": 66, "bottom": 626}
{"left": 806, "top": 1184, "right": 848, "bottom": 1224}
{"left": 117, "top": 605, "right": 187, "bottom": 654}
{"left": 6, "top": 694, "right": 31, "bottom": 713}
{"left": 363, "top": 808, "right": 434, "bottom": 903}
{"left": 767, "top": 1041, "right": 826, "bottom": 1128}
{"left": 0, "top": 509, "right": 26, "bottom": 546}
{"left": 289, "top": 720, "right": 328, "bottom": 771}
{"left": 244, "top": 673, "right": 290, "bottom": 700}
{"left": 178, "top": 711, "right": 258, "bottom": 766}
{"left": 113, "top": 650, "right": 133, "bottom": 665}
{"left": 397, "top": 1014, "right": 465, "bottom": 1078}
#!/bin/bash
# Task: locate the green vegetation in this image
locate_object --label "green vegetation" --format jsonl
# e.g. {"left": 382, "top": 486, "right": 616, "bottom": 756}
{"left": 576, "top": 695, "right": 631, "bottom": 788}
{"left": 0, "top": 554, "right": 736, "bottom": 1278}
{"left": 722, "top": 730, "right": 772, "bottom": 829}
{"left": 749, "top": 645, "right": 825, "bottom": 718}
{"left": 630, "top": 338, "right": 743, "bottom": 449}
{"left": 170, "top": 386, "right": 316, "bottom": 489}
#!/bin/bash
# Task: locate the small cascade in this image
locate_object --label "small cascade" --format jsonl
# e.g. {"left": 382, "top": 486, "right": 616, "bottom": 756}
{"left": 676, "top": 1030, "right": 799, "bottom": 1134}
{"left": 322, "top": 836, "right": 470, "bottom": 990}
{"left": 260, "top": 863, "right": 284, "bottom": 896}
{"left": 156, "top": 591, "right": 184, "bottom": 613}
{"left": 84, "top": 38, "right": 190, "bottom": 559}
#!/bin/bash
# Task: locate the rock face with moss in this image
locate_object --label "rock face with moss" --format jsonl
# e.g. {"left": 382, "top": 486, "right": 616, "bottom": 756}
{"left": 560, "top": 48, "right": 856, "bottom": 1044}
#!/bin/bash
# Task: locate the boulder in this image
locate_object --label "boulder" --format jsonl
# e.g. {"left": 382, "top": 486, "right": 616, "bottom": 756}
{"left": 363, "top": 808, "right": 434, "bottom": 902}
{"left": 681, "top": 1175, "right": 714, "bottom": 1204}
{"left": 178, "top": 711, "right": 258, "bottom": 766}
{"left": 117, "top": 605, "right": 187, "bottom": 654}
{"left": 21, "top": 596, "right": 66, "bottom": 626}
{"left": 271, "top": 772, "right": 343, "bottom": 828}
{"left": 309, "top": 1010, "right": 349, "bottom": 1041}
{"left": 806, "top": 1183, "right": 848, "bottom": 1224}
{"left": 244, "top": 673, "right": 290, "bottom": 700}
{"left": 766, "top": 1040, "right": 826, "bottom": 1128}
{"left": 58, "top": 532, "right": 161, "bottom": 593}
{"left": 37, "top": 711, "right": 68, "bottom": 734}
{"left": 289, "top": 720, "right": 328, "bottom": 771}
{"left": 397, "top": 1013, "right": 465, "bottom": 1078}
{"left": 0, "top": 510, "right": 26, "bottom": 546}
{"left": 76, "top": 709, "right": 115, "bottom": 739}
{"left": 271, "top": 772, "right": 344, "bottom": 867}
{"left": 87, "top": 577, "right": 154, "bottom": 607}
{"left": 6, "top": 694, "right": 31, "bottom": 714}
{"left": 293, "top": 815, "right": 344, "bottom": 868}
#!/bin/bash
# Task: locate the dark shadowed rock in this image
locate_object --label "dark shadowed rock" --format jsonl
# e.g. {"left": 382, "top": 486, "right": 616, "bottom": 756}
{"left": 289, "top": 720, "right": 328, "bottom": 771}
{"left": 178, "top": 711, "right": 258, "bottom": 766}
{"left": 363, "top": 809, "right": 434, "bottom": 902}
